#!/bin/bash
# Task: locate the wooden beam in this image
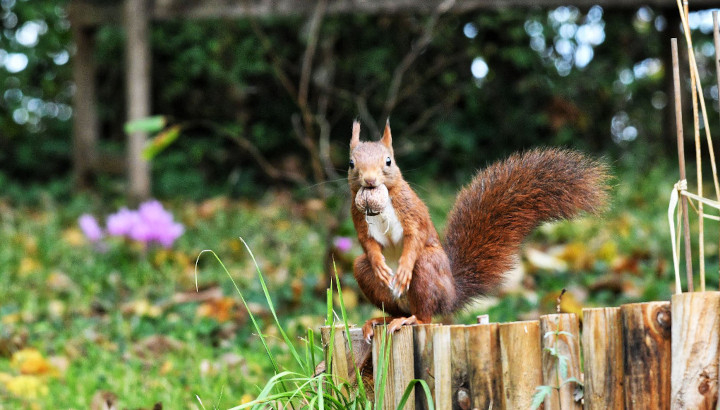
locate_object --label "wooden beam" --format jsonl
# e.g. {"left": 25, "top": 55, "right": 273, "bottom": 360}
{"left": 69, "top": 0, "right": 720, "bottom": 26}
{"left": 124, "top": 0, "right": 152, "bottom": 202}
{"left": 71, "top": 25, "right": 99, "bottom": 190}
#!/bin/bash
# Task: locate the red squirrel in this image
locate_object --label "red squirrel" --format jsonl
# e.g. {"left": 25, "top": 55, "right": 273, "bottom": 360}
{"left": 348, "top": 120, "right": 609, "bottom": 341}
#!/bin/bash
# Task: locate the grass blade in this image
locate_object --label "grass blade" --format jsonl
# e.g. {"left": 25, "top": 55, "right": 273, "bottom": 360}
{"left": 195, "top": 249, "right": 279, "bottom": 373}
{"left": 239, "top": 237, "right": 306, "bottom": 374}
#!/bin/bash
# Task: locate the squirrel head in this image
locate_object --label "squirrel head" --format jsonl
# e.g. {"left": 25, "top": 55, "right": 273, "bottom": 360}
{"left": 348, "top": 120, "right": 401, "bottom": 192}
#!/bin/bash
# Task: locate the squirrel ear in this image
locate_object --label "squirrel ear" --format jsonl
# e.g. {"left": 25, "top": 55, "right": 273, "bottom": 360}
{"left": 381, "top": 119, "right": 392, "bottom": 149}
{"left": 351, "top": 120, "right": 360, "bottom": 150}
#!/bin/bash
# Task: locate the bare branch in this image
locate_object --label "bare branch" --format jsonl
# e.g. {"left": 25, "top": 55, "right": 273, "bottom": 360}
{"left": 187, "top": 120, "right": 307, "bottom": 185}
{"left": 299, "top": 0, "right": 327, "bottom": 111}
{"left": 382, "top": 0, "right": 456, "bottom": 120}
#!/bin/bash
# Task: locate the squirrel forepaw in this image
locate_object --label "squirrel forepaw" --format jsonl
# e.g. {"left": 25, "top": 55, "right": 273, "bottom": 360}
{"left": 373, "top": 262, "right": 394, "bottom": 288}
{"left": 392, "top": 266, "right": 412, "bottom": 297}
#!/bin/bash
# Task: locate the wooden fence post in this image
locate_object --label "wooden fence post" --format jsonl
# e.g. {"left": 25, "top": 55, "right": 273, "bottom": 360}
{"left": 622, "top": 302, "right": 672, "bottom": 410}
{"left": 499, "top": 320, "right": 542, "bottom": 409}
{"left": 449, "top": 325, "right": 471, "bottom": 409}
{"left": 413, "top": 324, "right": 439, "bottom": 409}
{"left": 540, "top": 313, "right": 582, "bottom": 410}
{"left": 671, "top": 292, "right": 720, "bottom": 409}
{"left": 465, "top": 322, "right": 502, "bottom": 409}
{"left": 582, "top": 307, "right": 624, "bottom": 410}
{"left": 432, "top": 325, "right": 452, "bottom": 409}
{"left": 320, "top": 325, "right": 371, "bottom": 399}
{"left": 373, "top": 325, "right": 415, "bottom": 410}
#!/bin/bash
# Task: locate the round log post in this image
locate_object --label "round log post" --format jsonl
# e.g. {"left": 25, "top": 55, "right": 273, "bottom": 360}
{"left": 432, "top": 325, "right": 453, "bottom": 409}
{"left": 498, "top": 320, "right": 542, "bottom": 409}
{"left": 621, "top": 302, "right": 672, "bottom": 410}
{"left": 540, "top": 313, "right": 582, "bottom": 410}
{"left": 373, "top": 325, "right": 415, "bottom": 410}
{"left": 582, "top": 307, "right": 624, "bottom": 410}
{"left": 671, "top": 292, "right": 720, "bottom": 409}
{"left": 465, "top": 322, "right": 502, "bottom": 409}
{"left": 448, "top": 325, "right": 470, "bottom": 409}
{"left": 413, "top": 324, "right": 439, "bottom": 409}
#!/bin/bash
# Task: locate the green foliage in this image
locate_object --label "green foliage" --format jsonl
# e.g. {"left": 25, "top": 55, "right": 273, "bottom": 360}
{"left": 5, "top": 2, "right": 715, "bottom": 198}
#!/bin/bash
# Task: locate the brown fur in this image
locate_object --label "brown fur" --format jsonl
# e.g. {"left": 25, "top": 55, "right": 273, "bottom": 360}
{"left": 445, "top": 148, "right": 609, "bottom": 309}
{"left": 348, "top": 122, "right": 609, "bottom": 330}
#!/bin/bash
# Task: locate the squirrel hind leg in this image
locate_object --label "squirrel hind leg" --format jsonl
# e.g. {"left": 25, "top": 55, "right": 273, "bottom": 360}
{"left": 361, "top": 315, "right": 425, "bottom": 342}
{"left": 387, "top": 315, "right": 423, "bottom": 333}
{"left": 361, "top": 317, "right": 392, "bottom": 343}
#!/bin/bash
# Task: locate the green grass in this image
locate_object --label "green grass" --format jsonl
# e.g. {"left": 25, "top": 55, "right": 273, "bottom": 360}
{"left": 0, "top": 159, "right": 708, "bottom": 407}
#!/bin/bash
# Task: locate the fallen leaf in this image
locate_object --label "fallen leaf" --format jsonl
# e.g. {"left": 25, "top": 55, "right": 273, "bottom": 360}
{"left": 611, "top": 256, "right": 640, "bottom": 275}
{"left": 90, "top": 390, "right": 118, "bottom": 410}
{"left": 121, "top": 299, "right": 162, "bottom": 318}
{"left": 18, "top": 257, "right": 41, "bottom": 277}
{"left": 525, "top": 247, "right": 568, "bottom": 273}
{"left": 596, "top": 241, "right": 619, "bottom": 263}
{"left": 48, "top": 300, "right": 66, "bottom": 319}
{"left": 133, "top": 335, "right": 183, "bottom": 359}
{"left": 4, "top": 374, "right": 49, "bottom": 399}
{"left": 62, "top": 227, "right": 85, "bottom": 247}
{"left": 46, "top": 271, "right": 76, "bottom": 292}
{"left": 11, "top": 348, "right": 57, "bottom": 376}
{"left": 19, "top": 234, "right": 38, "bottom": 255}
{"left": 171, "top": 287, "right": 223, "bottom": 304}
{"left": 196, "top": 297, "right": 237, "bottom": 323}
{"left": 1, "top": 312, "right": 21, "bottom": 325}
{"left": 48, "top": 356, "right": 70, "bottom": 377}
{"left": 558, "top": 242, "right": 593, "bottom": 271}
{"left": 218, "top": 352, "right": 245, "bottom": 370}
{"left": 197, "top": 197, "right": 229, "bottom": 219}
{"left": 159, "top": 360, "right": 174, "bottom": 375}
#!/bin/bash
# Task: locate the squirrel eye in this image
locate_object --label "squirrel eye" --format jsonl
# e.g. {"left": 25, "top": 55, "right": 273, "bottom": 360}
{"left": 385, "top": 157, "right": 392, "bottom": 166}
{"left": 349, "top": 159, "right": 355, "bottom": 169}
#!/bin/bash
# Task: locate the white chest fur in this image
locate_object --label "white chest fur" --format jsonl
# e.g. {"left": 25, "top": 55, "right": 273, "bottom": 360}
{"left": 365, "top": 202, "right": 404, "bottom": 249}
{"left": 364, "top": 201, "right": 408, "bottom": 308}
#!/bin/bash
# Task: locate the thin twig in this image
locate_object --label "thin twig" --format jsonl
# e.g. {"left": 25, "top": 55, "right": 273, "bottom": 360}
{"left": 183, "top": 120, "right": 307, "bottom": 185}
{"left": 684, "top": 0, "right": 703, "bottom": 293}
{"left": 672, "top": 38, "right": 693, "bottom": 294}
{"left": 381, "top": 0, "right": 456, "bottom": 121}
{"left": 676, "top": 0, "right": 720, "bottom": 292}
{"left": 713, "top": 10, "right": 720, "bottom": 288}
{"left": 298, "top": 0, "right": 327, "bottom": 111}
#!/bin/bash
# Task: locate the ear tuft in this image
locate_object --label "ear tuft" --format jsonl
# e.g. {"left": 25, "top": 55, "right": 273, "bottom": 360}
{"left": 350, "top": 120, "right": 361, "bottom": 150}
{"left": 381, "top": 119, "right": 392, "bottom": 149}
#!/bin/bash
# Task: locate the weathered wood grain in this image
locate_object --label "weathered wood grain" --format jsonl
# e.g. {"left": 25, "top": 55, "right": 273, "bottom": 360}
{"left": 622, "top": 302, "right": 672, "bottom": 410}
{"left": 499, "top": 320, "right": 542, "bottom": 409}
{"left": 582, "top": 307, "right": 624, "bottom": 410}
{"left": 540, "top": 313, "right": 582, "bottom": 410}
{"left": 671, "top": 292, "right": 720, "bottom": 409}
{"left": 465, "top": 323, "right": 502, "bottom": 410}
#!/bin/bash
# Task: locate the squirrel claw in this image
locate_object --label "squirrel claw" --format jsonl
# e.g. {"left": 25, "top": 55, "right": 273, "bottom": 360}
{"left": 361, "top": 321, "right": 375, "bottom": 343}
{"left": 387, "top": 315, "right": 420, "bottom": 333}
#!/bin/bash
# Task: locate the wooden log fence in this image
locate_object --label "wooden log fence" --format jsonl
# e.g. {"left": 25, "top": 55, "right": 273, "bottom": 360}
{"left": 322, "top": 297, "right": 720, "bottom": 409}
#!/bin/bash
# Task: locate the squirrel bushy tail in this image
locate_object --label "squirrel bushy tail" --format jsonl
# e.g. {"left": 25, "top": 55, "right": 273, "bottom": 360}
{"left": 444, "top": 148, "right": 609, "bottom": 310}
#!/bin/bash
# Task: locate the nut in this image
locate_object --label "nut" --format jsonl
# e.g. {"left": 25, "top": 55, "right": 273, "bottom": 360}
{"left": 355, "top": 185, "right": 389, "bottom": 216}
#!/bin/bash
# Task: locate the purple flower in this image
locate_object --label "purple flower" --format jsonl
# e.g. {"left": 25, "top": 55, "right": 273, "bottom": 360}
{"left": 106, "top": 208, "right": 139, "bottom": 237}
{"left": 104, "top": 200, "right": 184, "bottom": 248}
{"left": 78, "top": 214, "right": 103, "bottom": 242}
{"left": 156, "top": 222, "right": 184, "bottom": 248}
{"left": 333, "top": 236, "right": 353, "bottom": 253}
{"left": 138, "top": 200, "right": 174, "bottom": 226}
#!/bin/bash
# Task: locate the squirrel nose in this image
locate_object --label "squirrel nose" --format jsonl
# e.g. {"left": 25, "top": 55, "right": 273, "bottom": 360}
{"left": 363, "top": 177, "right": 377, "bottom": 187}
